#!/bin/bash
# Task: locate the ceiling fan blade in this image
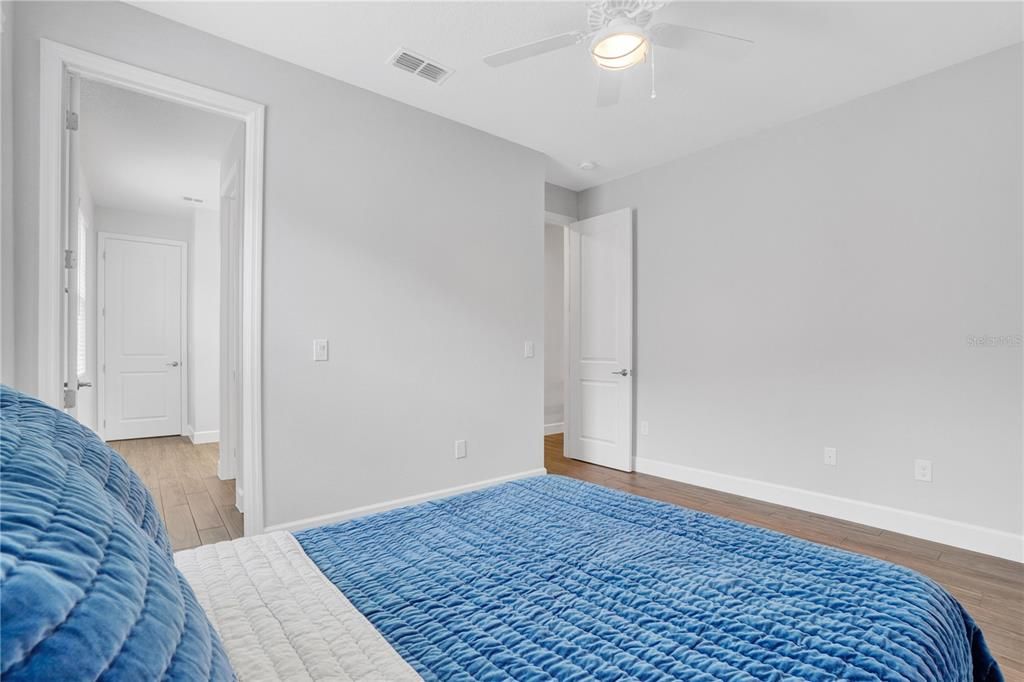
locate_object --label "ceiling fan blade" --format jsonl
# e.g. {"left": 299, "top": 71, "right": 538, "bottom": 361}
{"left": 649, "top": 23, "right": 754, "bottom": 54}
{"left": 483, "top": 31, "right": 585, "bottom": 67}
{"left": 596, "top": 70, "right": 623, "bottom": 108}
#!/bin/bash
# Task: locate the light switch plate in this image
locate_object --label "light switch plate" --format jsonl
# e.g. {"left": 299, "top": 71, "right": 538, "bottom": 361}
{"left": 640, "top": 421, "right": 649, "bottom": 436}
{"left": 454, "top": 440, "right": 467, "bottom": 460}
{"left": 313, "top": 339, "right": 329, "bottom": 361}
{"left": 823, "top": 447, "right": 837, "bottom": 466}
{"left": 524, "top": 340, "right": 535, "bottom": 359}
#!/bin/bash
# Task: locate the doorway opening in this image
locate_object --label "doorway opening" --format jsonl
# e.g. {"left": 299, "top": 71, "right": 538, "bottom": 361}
{"left": 77, "top": 78, "right": 241, "bottom": 549}
{"left": 544, "top": 215, "right": 568, "bottom": 438}
{"left": 545, "top": 208, "right": 636, "bottom": 472}
{"left": 38, "top": 40, "right": 266, "bottom": 535}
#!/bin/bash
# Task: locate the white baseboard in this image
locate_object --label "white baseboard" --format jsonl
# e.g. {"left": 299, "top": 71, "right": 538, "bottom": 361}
{"left": 265, "top": 467, "right": 548, "bottom": 534}
{"left": 635, "top": 457, "right": 1024, "bottom": 563}
{"left": 188, "top": 429, "right": 219, "bottom": 445}
{"left": 544, "top": 422, "right": 564, "bottom": 435}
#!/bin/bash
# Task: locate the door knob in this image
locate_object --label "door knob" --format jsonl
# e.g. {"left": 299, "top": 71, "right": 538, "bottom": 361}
{"left": 611, "top": 369, "right": 631, "bottom": 376}
{"left": 167, "top": 361, "right": 180, "bottom": 367}
{"left": 77, "top": 380, "right": 92, "bottom": 389}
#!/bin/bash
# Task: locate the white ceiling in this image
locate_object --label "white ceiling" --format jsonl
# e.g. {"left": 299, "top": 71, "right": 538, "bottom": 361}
{"left": 80, "top": 79, "right": 241, "bottom": 216}
{"left": 135, "top": 1, "right": 1022, "bottom": 190}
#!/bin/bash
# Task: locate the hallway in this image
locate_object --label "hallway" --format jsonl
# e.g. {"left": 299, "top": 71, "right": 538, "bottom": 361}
{"left": 109, "top": 436, "right": 243, "bottom": 551}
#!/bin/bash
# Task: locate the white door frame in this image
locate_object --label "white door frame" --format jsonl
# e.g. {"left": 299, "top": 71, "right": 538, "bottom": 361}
{"left": 38, "top": 39, "right": 267, "bottom": 535}
{"left": 97, "top": 232, "right": 189, "bottom": 442}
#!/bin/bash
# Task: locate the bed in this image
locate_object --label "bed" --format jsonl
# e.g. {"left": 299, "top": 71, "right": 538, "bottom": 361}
{"left": 0, "top": 386, "right": 1004, "bottom": 681}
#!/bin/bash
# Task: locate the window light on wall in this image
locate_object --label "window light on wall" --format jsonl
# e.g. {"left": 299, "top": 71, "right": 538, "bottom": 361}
{"left": 77, "top": 207, "right": 88, "bottom": 379}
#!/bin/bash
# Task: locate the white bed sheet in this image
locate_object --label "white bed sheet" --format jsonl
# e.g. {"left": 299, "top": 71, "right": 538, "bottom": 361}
{"left": 176, "top": 531, "right": 420, "bottom": 681}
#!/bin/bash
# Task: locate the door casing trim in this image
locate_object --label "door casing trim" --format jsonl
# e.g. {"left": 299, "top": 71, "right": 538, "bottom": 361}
{"left": 38, "top": 39, "right": 267, "bottom": 535}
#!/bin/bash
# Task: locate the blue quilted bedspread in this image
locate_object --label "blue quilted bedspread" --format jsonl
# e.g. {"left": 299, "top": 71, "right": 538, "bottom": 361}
{"left": 1, "top": 387, "right": 233, "bottom": 680}
{"left": 297, "top": 476, "right": 1001, "bottom": 682}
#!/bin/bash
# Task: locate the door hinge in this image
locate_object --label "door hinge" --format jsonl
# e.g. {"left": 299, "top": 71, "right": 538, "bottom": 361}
{"left": 65, "top": 110, "right": 79, "bottom": 131}
{"left": 64, "top": 249, "right": 76, "bottom": 269}
{"left": 63, "top": 388, "right": 77, "bottom": 409}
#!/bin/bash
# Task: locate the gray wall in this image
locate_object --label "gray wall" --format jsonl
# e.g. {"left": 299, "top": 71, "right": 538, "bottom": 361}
{"left": 189, "top": 208, "right": 220, "bottom": 440}
{"left": 95, "top": 205, "right": 193, "bottom": 243}
{"left": 12, "top": 2, "right": 546, "bottom": 527}
{"left": 1, "top": 2, "right": 13, "bottom": 385}
{"left": 579, "top": 44, "right": 1023, "bottom": 535}
{"left": 545, "top": 183, "right": 578, "bottom": 219}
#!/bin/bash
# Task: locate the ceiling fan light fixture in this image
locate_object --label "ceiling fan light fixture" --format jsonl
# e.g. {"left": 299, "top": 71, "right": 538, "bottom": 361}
{"left": 590, "top": 23, "right": 648, "bottom": 71}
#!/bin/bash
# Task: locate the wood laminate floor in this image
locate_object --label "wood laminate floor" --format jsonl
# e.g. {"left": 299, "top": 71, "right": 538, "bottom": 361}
{"left": 109, "top": 436, "right": 243, "bottom": 551}
{"left": 545, "top": 433, "right": 1024, "bottom": 680}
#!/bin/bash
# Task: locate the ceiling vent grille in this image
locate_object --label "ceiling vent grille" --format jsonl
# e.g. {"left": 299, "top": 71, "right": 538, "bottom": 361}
{"left": 389, "top": 49, "right": 453, "bottom": 85}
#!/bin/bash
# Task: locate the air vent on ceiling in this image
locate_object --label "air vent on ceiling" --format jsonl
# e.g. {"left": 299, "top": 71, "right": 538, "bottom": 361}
{"left": 389, "top": 49, "right": 453, "bottom": 85}
{"left": 182, "top": 196, "right": 205, "bottom": 205}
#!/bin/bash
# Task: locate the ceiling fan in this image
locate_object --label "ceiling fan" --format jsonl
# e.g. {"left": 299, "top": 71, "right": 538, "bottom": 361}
{"left": 482, "top": 0, "right": 753, "bottom": 107}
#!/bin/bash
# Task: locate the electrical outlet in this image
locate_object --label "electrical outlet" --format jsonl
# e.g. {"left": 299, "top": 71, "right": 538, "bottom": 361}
{"left": 914, "top": 458, "right": 932, "bottom": 482}
{"left": 313, "top": 339, "right": 329, "bottom": 361}
{"left": 823, "top": 447, "right": 837, "bottom": 466}
{"left": 454, "top": 440, "right": 467, "bottom": 460}
{"left": 640, "top": 421, "right": 649, "bottom": 436}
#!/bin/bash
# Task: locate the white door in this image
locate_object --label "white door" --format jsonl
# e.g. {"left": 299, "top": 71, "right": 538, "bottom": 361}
{"left": 566, "top": 208, "right": 634, "bottom": 471}
{"left": 100, "top": 234, "right": 186, "bottom": 440}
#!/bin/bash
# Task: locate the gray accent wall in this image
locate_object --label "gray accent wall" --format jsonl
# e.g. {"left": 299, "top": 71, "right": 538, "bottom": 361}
{"left": 579, "top": 44, "right": 1023, "bottom": 535}
{"left": 11, "top": 1, "right": 546, "bottom": 527}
